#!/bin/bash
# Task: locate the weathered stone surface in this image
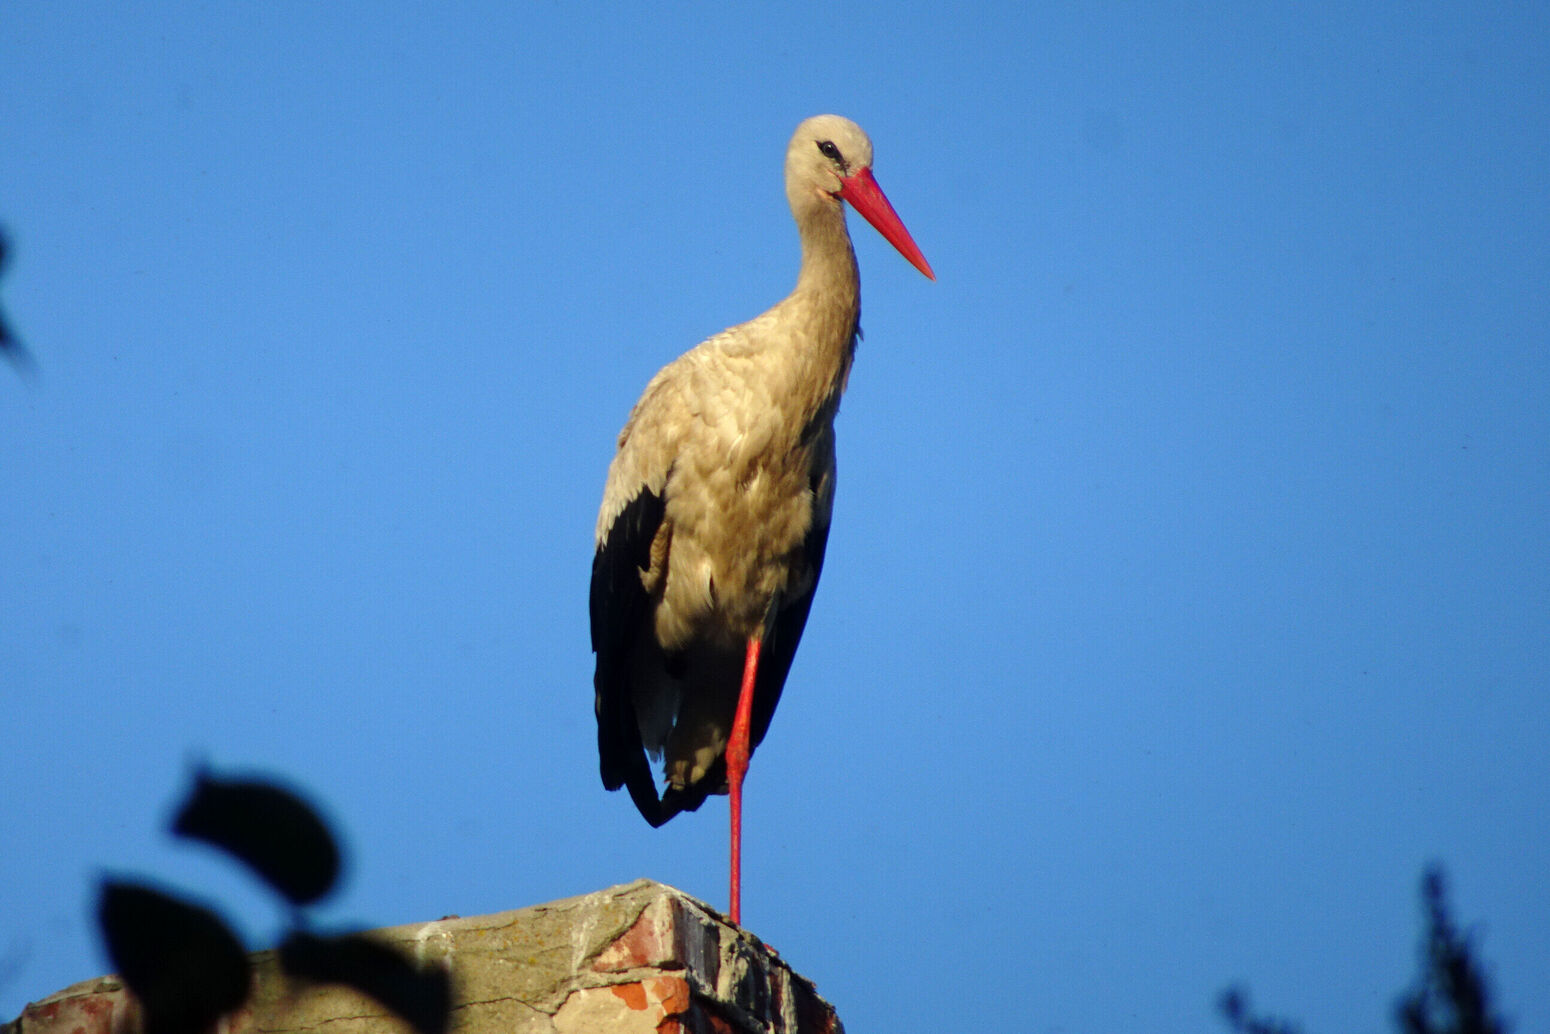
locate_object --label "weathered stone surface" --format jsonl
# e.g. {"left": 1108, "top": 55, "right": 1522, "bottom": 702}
{"left": 5, "top": 880, "right": 842, "bottom": 1034}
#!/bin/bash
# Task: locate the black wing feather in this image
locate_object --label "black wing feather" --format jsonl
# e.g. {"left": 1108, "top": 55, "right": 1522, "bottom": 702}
{"left": 751, "top": 519, "right": 831, "bottom": 749}
{"left": 590, "top": 488, "right": 670, "bottom": 826}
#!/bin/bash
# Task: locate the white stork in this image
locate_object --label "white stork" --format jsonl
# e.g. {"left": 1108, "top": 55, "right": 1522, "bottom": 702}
{"left": 590, "top": 115, "right": 933, "bottom": 924}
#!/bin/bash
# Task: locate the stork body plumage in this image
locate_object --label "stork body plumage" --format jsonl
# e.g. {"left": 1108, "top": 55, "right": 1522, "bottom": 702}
{"left": 590, "top": 115, "right": 932, "bottom": 923}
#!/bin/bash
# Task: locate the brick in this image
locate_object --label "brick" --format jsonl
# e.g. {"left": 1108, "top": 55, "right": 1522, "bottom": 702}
{"left": 6, "top": 881, "right": 843, "bottom": 1034}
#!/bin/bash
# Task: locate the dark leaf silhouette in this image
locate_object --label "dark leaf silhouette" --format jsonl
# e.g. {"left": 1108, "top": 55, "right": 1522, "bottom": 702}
{"left": 0, "top": 228, "right": 10, "bottom": 352}
{"left": 1395, "top": 867, "right": 1508, "bottom": 1034}
{"left": 0, "top": 228, "right": 35, "bottom": 375}
{"left": 279, "top": 931, "right": 451, "bottom": 1034}
{"left": 172, "top": 768, "right": 341, "bottom": 906}
{"left": 97, "top": 880, "right": 251, "bottom": 1034}
{"left": 1219, "top": 985, "right": 1301, "bottom": 1034}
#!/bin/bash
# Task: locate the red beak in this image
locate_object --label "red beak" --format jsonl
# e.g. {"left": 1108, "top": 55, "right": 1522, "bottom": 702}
{"left": 837, "top": 166, "right": 936, "bottom": 281}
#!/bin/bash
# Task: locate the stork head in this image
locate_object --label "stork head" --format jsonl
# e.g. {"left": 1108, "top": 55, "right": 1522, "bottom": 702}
{"left": 785, "top": 115, "right": 935, "bottom": 280}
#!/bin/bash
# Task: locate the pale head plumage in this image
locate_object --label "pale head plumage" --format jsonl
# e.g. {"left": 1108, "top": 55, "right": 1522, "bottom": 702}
{"left": 784, "top": 115, "right": 874, "bottom": 212}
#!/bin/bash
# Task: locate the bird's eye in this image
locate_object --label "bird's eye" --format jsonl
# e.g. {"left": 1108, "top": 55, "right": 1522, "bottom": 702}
{"left": 816, "top": 140, "right": 843, "bottom": 164}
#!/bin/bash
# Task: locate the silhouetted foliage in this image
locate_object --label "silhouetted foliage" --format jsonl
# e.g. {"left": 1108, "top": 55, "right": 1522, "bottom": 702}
{"left": 1218, "top": 986, "right": 1301, "bottom": 1034}
{"left": 280, "top": 932, "right": 452, "bottom": 1034}
{"left": 1219, "top": 866, "right": 1509, "bottom": 1034}
{"left": 0, "top": 227, "right": 36, "bottom": 376}
{"left": 172, "top": 769, "right": 341, "bottom": 906}
{"left": 97, "top": 768, "right": 449, "bottom": 1034}
{"left": 0, "top": 230, "right": 12, "bottom": 348}
{"left": 1395, "top": 867, "right": 1508, "bottom": 1034}
{"left": 97, "top": 882, "right": 250, "bottom": 1034}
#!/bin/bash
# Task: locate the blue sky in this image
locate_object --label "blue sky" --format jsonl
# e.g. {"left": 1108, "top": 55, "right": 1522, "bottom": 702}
{"left": 3, "top": 4, "right": 1547, "bottom": 1031}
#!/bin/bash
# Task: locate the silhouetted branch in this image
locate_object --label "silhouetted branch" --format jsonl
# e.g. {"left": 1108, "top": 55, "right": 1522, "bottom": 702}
{"left": 1218, "top": 985, "right": 1301, "bottom": 1034}
{"left": 0, "top": 227, "right": 37, "bottom": 377}
{"left": 1395, "top": 866, "right": 1508, "bottom": 1034}
{"left": 1219, "top": 865, "right": 1509, "bottom": 1034}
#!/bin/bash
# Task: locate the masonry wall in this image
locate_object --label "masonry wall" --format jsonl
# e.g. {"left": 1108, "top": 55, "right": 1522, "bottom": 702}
{"left": 5, "top": 880, "right": 843, "bottom": 1034}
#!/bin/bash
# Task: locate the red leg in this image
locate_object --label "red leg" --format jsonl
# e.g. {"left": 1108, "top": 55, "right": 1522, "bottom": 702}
{"left": 727, "top": 635, "right": 761, "bottom": 926}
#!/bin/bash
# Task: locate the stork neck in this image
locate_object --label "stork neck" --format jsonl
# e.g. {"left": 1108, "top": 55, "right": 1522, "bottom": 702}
{"left": 749, "top": 197, "right": 860, "bottom": 425}
{"left": 793, "top": 200, "right": 860, "bottom": 310}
